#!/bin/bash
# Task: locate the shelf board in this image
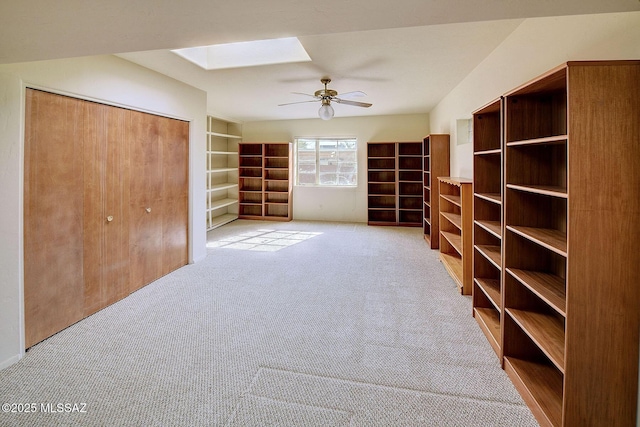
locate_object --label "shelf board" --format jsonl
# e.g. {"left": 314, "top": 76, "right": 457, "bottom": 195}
{"left": 506, "top": 225, "right": 567, "bottom": 257}
{"left": 209, "top": 167, "right": 237, "bottom": 173}
{"left": 474, "top": 192, "right": 501, "bottom": 204}
{"left": 475, "top": 244, "right": 502, "bottom": 269}
{"left": 424, "top": 233, "right": 431, "bottom": 245}
{"left": 207, "top": 213, "right": 237, "bottom": 230}
{"left": 208, "top": 183, "right": 238, "bottom": 192}
{"left": 503, "top": 357, "right": 563, "bottom": 427}
{"left": 440, "top": 176, "right": 473, "bottom": 185}
{"left": 474, "top": 278, "right": 501, "bottom": 312}
{"left": 210, "top": 198, "right": 238, "bottom": 210}
{"left": 506, "top": 308, "right": 565, "bottom": 373}
{"left": 441, "top": 231, "right": 462, "bottom": 255}
{"left": 506, "top": 268, "right": 566, "bottom": 317}
{"left": 440, "top": 252, "right": 463, "bottom": 289}
{"left": 507, "top": 184, "right": 567, "bottom": 199}
{"left": 474, "top": 307, "right": 501, "bottom": 357}
{"left": 424, "top": 200, "right": 431, "bottom": 208}
{"left": 440, "top": 194, "right": 461, "bottom": 206}
{"left": 475, "top": 219, "right": 502, "bottom": 239}
{"left": 209, "top": 151, "right": 239, "bottom": 155}
{"left": 506, "top": 134, "right": 568, "bottom": 147}
{"left": 474, "top": 148, "right": 501, "bottom": 155}
{"left": 440, "top": 212, "right": 462, "bottom": 230}
{"left": 424, "top": 216, "right": 431, "bottom": 225}
{"left": 207, "top": 131, "right": 242, "bottom": 139}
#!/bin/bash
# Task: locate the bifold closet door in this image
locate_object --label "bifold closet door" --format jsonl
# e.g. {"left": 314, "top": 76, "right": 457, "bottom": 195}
{"left": 24, "top": 89, "right": 85, "bottom": 348}
{"left": 161, "top": 118, "right": 189, "bottom": 276}
{"left": 129, "top": 110, "right": 164, "bottom": 292}
{"left": 25, "top": 90, "right": 189, "bottom": 348}
{"left": 83, "top": 102, "right": 131, "bottom": 315}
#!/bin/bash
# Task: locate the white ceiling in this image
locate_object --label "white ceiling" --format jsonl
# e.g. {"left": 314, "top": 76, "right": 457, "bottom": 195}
{"left": 2, "top": 0, "right": 639, "bottom": 122}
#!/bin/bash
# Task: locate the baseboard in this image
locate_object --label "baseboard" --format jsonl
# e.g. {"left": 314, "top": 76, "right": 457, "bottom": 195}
{"left": 192, "top": 253, "right": 207, "bottom": 264}
{"left": 0, "top": 353, "right": 23, "bottom": 371}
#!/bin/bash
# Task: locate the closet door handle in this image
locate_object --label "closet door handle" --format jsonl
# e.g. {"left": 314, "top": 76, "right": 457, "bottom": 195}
{"left": 146, "top": 208, "right": 151, "bottom": 213}
{"left": 106, "top": 215, "right": 114, "bottom": 222}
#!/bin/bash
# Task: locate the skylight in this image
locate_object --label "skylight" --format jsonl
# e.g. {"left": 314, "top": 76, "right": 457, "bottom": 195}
{"left": 171, "top": 37, "right": 311, "bottom": 70}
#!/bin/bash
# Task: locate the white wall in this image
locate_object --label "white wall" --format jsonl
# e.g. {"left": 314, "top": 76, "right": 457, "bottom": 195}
{"left": 0, "top": 55, "right": 208, "bottom": 370}
{"left": 243, "top": 114, "right": 429, "bottom": 222}
{"left": 430, "top": 11, "right": 640, "bottom": 177}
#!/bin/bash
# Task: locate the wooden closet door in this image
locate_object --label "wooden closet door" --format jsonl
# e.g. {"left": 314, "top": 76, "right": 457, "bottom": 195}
{"left": 129, "top": 110, "right": 163, "bottom": 291}
{"left": 24, "top": 89, "right": 85, "bottom": 348}
{"left": 83, "top": 102, "right": 131, "bottom": 315}
{"left": 161, "top": 117, "right": 189, "bottom": 275}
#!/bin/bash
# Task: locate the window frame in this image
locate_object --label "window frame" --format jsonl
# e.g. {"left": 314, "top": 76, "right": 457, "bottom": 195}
{"left": 294, "top": 137, "right": 358, "bottom": 187}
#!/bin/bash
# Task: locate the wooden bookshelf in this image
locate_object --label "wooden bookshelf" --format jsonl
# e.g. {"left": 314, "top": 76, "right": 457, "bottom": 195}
{"left": 422, "top": 135, "right": 450, "bottom": 248}
{"left": 367, "top": 142, "right": 423, "bottom": 226}
{"left": 471, "top": 98, "right": 503, "bottom": 360}
{"left": 501, "top": 61, "right": 640, "bottom": 426}
{"left": 238, "top": 142, "right": 292, "bottom": 221}
{"left": 438, "top": 177, "right": 473, "bottom": 294}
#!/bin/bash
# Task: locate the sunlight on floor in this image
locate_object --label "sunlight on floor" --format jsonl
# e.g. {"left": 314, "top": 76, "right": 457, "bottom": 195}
{"left": 207, "top": 229, "right": 322, "bottom": 252}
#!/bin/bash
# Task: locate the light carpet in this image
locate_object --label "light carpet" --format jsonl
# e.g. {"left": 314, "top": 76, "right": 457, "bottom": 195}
{"left": 0, "top": 220, "right": 538, "bottom": 426}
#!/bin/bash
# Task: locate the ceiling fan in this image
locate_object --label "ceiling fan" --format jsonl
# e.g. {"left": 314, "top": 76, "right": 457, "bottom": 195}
{"left": 278, "top": 78, "right": 372, "bottom": 120}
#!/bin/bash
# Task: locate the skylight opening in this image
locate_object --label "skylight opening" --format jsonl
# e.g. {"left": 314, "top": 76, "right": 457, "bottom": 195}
{"left": 171, "top": 37, "right": 311, "bottom": 70}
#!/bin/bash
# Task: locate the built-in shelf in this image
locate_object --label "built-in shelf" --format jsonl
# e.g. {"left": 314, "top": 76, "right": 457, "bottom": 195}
{"left": 206, "top": 116, "right": 241, "bottom": 230}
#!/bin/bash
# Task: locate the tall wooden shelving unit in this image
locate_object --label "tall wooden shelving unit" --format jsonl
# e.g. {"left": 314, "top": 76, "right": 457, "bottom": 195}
{"left": 438, "top": 177, "right": 473, "bottom": 294}
{"left": 499, "top": 61, "right": 639, "bottom": 426}
{"left": 471, "top": 99, "right": 503, "bottom": 359}
{"left": 422, "top": 134, "right": 450, "bottom": 248}
{"left": 206, "top": 116, "right": 241, "bottom": 230}
{"left": 367, "top": 141, "right": 422, "bottom": 226}
{"left": 238, "top": 142, "right": 293, "bottom": 221}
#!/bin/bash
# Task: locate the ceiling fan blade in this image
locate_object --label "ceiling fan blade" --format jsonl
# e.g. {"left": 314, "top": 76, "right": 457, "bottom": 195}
{"left": 291, "top": 92, "right": 318, "bottom": 98}
{"left": 334, "top": 98, "right": 372, "bottom": 108}
{"left": 278, "top": 99, "right": 321, "bottom": 106}
{"left": 337, "top": 91, "right": 367, "bottom": 98}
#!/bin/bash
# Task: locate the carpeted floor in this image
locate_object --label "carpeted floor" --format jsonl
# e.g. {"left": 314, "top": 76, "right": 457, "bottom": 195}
{"left": 0, "top": 220, "right": 538, "bottom": 426}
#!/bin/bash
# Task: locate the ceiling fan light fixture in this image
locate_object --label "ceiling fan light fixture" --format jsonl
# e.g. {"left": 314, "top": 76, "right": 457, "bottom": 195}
{"left": 318, "top": 101, "right": 334, "bottom": 120}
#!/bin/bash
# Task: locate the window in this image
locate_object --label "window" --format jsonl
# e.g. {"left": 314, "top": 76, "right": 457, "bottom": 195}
{"left": 296, "top": 138, "right": 357, "bottom": 186}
